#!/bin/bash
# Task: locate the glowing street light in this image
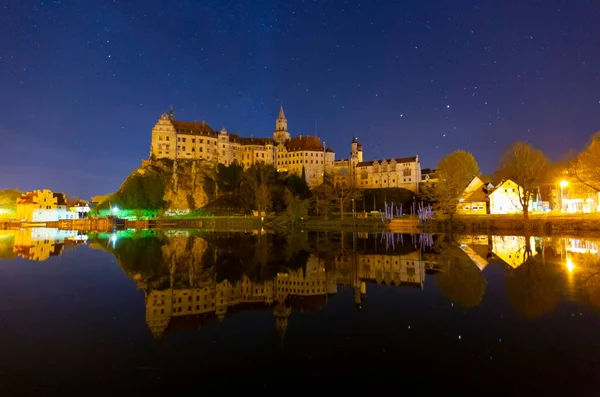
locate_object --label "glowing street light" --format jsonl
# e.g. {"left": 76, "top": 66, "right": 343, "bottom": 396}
{"left": 559, "top": 180, "right": 568, "bottom": 212}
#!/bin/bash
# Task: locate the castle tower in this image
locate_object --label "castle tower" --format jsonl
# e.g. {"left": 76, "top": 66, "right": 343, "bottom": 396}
{"left": 273, "top": 105, "right": 291, "bottom": 144}
{"left": 351, "top": 136, "right": 363, "bottom": 164}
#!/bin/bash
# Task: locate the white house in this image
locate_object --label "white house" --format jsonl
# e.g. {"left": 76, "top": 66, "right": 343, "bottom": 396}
{"left": 489, "top": 179, "right": 533, "bottom": 214}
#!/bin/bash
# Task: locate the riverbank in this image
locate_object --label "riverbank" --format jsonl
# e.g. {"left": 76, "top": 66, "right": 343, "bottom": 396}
{"left": 0, "top": 215, "right": 390, "bottom": 233}
{"left": 425, "top": 214, "right": 600, "bottom": 234}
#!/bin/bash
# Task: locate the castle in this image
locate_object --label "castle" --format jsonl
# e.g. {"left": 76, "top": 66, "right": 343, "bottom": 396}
{"left": 150, "top": 107, "right": 422, "bottom": 191}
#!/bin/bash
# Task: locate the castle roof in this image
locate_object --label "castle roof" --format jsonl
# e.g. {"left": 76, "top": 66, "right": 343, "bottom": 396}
{"left": 325, "top": 147, "right": 335, "bottom": 153}
{"left": 238, "top": 137, "right": 275, "bottom": 146}
{"left": 171, "top": 120, "right": 218, "bottom": 137}
{"left": 357, "top": 156, "right": 418, "bottom": 167}
{"left": 285, "top": 136, "right": 324, "bottom": 152}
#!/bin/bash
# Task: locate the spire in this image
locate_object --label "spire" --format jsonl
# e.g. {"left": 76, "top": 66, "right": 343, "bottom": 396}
{"left": 278, "top": 104, "right": 286, "bottom": 120}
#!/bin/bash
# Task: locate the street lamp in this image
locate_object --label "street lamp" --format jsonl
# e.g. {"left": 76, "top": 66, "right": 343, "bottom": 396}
{"left": 560, "top": 180, "right": 568, "bottom": 213}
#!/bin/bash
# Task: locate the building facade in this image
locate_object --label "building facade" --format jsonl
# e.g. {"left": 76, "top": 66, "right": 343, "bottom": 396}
{"left": 489, "top": 180, "right": 532, "bottom": 214}
{"left": 332, "top": 137, "right": 422, "bottom": 193}
{"left": 150, "top": 109, "right": 423, "bottom": 190}
{"left": 149, "top": 107, "right": 334, "bottom": 187}
{"left": 16, "top": 189, "right": 79, "bottom": 222}
{"left": 456, "top": 176, "right": 488, "bottom": 215}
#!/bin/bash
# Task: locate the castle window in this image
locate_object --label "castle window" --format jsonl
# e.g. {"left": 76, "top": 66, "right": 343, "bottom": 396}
{"left": 166, "top": 136, "right": 169, "bottom": 141}
{"left": 177, "top": 137, "right": 180, "bottom": 142}
{"left": 192, "top": 148, "right": 195, "bottom": 152}
{"left": 222, "top": 144, "right": 225, "bottom": 148}
{"left": 403, "top": 168, "right": 411, "bottom": 176}
{"left": 182, "top": 138, "right": 186, "bottom": 143}
{"left": 199, "top": 147, "right": 203, "bottom": 152}
{"left": 192, "top": 138, "right": 195, "bottom": 143}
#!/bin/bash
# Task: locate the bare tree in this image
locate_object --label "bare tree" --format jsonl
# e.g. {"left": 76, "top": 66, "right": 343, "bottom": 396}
{"left": 432, "top": 150, "right": 480, "bottom": 220}
{"left": 572, "top": 132, "right": 600, "bottom": 192}
{"left": 499, "top": 142, "right": 549, "bottom": 221}
{"left": 334, "top": 185, "right": 362, "bottom": 219}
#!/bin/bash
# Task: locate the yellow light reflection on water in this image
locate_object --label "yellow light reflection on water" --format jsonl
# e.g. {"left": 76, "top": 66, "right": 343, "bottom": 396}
{"left": 566, "top": 257, "right": 575, "bottom": 273}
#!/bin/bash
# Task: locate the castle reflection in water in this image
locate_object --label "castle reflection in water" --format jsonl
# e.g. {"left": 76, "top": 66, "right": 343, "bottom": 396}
{"left": 1, "top": 228, "right": 600, "bottom": 340}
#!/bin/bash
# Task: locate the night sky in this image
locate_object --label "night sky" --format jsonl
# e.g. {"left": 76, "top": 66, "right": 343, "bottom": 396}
{"left": 1, "top": 0, "right": 599, "bottom": 199}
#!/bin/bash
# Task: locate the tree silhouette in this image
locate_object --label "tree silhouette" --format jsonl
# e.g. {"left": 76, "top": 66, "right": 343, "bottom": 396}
{"left": 432, "top": 150, "right": 480, "bottom": 220}
{"left": 572, "top": 132, "right": 600, "bottom": 192}
{"left": 498, "top": 142, "right": 549, "bottom": 221}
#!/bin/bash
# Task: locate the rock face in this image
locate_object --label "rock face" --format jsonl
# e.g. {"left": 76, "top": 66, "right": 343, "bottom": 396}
{"left": 121, "top": 158, "right": 216, "bottom": 210}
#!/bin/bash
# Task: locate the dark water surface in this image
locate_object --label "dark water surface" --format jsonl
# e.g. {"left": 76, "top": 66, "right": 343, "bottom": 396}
{"left": 1, "top": 228, "right": 600, "bottom": 395}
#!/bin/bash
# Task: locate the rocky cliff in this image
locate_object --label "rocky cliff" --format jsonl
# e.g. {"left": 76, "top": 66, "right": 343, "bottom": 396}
{"left": 117, "top": 158, "right": 216, "bottom": 210}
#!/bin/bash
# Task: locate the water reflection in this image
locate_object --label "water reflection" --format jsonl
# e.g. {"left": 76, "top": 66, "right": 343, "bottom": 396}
{"left": 3, "top": 227, "right": 600, "bottom": 333}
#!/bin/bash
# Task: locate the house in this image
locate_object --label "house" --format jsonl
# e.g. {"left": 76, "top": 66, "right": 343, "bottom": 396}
{"left": 456, "top": 176, "right": 488, "bottom": 215}
{"left": 16, "top": 189, "right": 79, "bottom": 222}
{"left": 488, "top": 179, "right": 532, "bottom": 214}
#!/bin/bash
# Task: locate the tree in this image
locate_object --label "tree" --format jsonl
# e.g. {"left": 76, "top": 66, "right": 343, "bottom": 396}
{"left": 432, "top": 150, "right": 480, "bottom": 220}
{"left": 255, "top": 182, "right": 271, "bottom": 213}
{"left": 216, "top": 161, "right": 244, "bottom": 194}
{"left": 334, "top": 185, "right": 362, "bottom": 219}
{"left": 311, "top": 183, "right": 336, "bottom": 218}
{"left": 498, "top": 142, "right": 549, "bottom": 221}
{"left": 572, "top": 132, "right": 600, "bottom": 192}
{"left": 285, "top": 197, "right": 308, "bottom": 226}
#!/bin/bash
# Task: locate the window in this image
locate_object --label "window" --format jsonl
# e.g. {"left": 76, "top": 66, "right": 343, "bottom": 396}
{"left": 192, "top": 138, "right": 195, "bottom": 143}
{"left": 166, "top": 136, "right": 169, "bottom": 141}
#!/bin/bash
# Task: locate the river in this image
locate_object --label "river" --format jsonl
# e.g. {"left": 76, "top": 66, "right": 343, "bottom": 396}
{"left": 1, "top": 228, "right": 599, "bottom": 394}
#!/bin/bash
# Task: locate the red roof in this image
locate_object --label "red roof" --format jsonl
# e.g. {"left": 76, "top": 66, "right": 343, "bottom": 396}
{"left": 285, "top": 136, "right": 324, "bottom": 152}
{"left": 171, "top": 120, "right": 218, "bottom": 137}
{"left": 17, "top": 191, "right": 38, "bottom": 204}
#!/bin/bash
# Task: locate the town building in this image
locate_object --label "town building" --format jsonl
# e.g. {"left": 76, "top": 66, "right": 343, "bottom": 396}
{"left": 149, "top": 107, "right": 334, "bottom": 187}
{"left": 456, "top": 176, "right": 488, "bottom": 215}
{"left": 15, "top": 189, "right": 79, "bottom": 222}
{"left": 332, "top": 136, "right": 422, "bottom": 193}
{"left": 488, "top": 179, "right": 532, "bottom": 215}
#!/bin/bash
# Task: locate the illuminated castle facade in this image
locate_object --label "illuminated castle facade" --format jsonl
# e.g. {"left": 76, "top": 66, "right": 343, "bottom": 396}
{"left": 150, "top": 107, "right": 335, "bottom": 187}
{"left": 333, "top": 136, "right": 422, "bottom": 193}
